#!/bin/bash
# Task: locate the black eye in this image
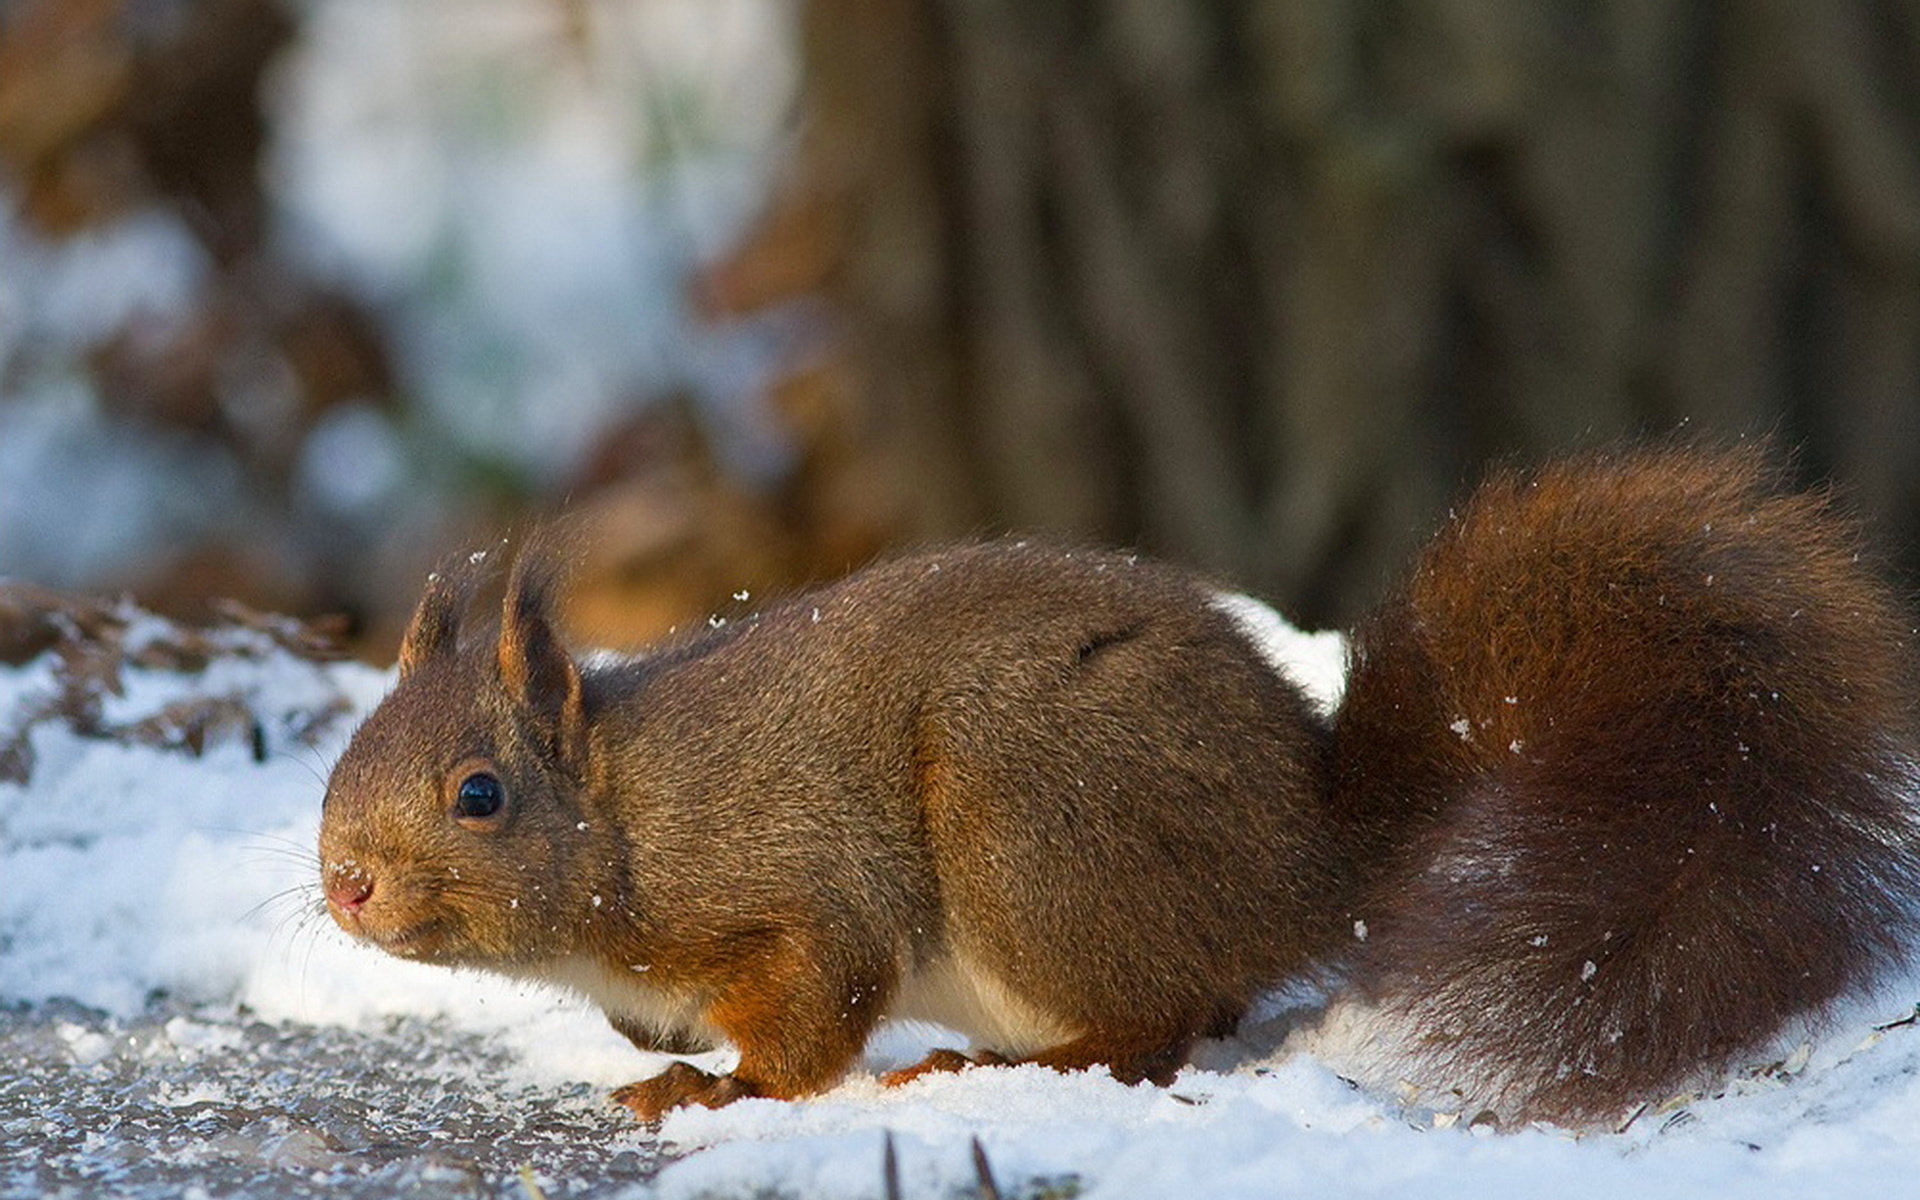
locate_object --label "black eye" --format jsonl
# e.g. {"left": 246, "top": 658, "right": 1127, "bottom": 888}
{"left": 455, "top": 772, "right": 504, "bottom": 820}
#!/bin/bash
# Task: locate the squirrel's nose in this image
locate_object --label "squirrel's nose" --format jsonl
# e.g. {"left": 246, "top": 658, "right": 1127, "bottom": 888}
{"left": 325, "top": 872, "right": 374, "bottom": 913}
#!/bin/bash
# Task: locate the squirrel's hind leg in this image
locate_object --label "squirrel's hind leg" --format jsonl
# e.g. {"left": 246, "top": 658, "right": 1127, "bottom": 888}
{"left": 878, "top": 1033, "right": 1195, "bottom": 1089}
{"left": 1021, "top": 1030, "right": 1194, "bottom": 1087}
{"left": 878, "top": 1047, "right": 1010, "bottom": 1087}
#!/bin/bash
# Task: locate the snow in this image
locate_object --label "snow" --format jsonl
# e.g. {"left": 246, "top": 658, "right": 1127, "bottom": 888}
{"left": 4, "top": 595, "right": 1920, "bottom": 1199}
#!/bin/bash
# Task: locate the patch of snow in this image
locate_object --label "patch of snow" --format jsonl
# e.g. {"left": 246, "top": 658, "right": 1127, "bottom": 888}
{"left": 5, "top": 617, "right": 1920, "bottom": 1199}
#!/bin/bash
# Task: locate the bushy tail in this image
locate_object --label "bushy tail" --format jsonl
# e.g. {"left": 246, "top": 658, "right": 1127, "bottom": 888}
{"left": 1331, "top": 445, "right": 1920, "bottom": 1125}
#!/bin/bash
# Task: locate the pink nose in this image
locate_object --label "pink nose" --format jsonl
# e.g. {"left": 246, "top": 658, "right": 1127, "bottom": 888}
{"left": 326, "top": 873, "right": 374, "bottom": 913}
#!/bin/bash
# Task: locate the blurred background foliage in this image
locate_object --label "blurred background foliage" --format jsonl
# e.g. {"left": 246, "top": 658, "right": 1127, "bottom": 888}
{"left": 3, "top": 0, "right": 1919, "bottom": 658}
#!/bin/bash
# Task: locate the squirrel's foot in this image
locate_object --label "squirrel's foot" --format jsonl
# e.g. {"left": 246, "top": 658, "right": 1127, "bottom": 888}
{"left": 612, "top": 1062, "right": 758, "bottom": 1122}
{"left": 1022, "top": 1032, "right": 1191, "bottom": 1087}
{"left": 879, "top": 1048, "right": 1011, "bottom": 1088}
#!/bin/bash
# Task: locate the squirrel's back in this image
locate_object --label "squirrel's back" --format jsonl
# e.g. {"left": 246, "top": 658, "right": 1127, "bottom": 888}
{"left": 1326, "top": 445, "right": 1920, "bottom": 1125}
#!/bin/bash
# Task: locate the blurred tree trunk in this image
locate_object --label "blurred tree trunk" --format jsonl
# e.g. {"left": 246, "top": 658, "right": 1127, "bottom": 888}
{"left": 787, "top": 0, "right": 1920, "bottom": 625}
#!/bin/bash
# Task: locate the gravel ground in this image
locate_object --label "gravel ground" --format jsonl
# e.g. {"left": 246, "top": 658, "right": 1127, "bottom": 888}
{"left": 0, "top": 999, "right": 661, "bottom": 1200}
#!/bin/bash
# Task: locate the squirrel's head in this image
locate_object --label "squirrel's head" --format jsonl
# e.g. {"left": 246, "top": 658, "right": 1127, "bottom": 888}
{"left": 318, "top": 542, "right": 613, "bottom": 968}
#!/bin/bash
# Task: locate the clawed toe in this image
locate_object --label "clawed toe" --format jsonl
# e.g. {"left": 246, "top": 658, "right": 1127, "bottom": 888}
{"left": 612, "top": 1061, "right": 758, "bottom": 1122}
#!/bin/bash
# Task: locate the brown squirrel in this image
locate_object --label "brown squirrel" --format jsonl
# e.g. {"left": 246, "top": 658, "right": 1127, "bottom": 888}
{"left": 318, "top": 444, "right": 1920, "bottom": 1127}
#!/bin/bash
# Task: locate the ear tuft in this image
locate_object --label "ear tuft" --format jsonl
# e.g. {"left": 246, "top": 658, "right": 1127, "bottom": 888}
{"left": 397, "top": 550, "right": 494, "bottom": 677}
{"left": 498, "top": 536, "right": 587, "bottom": 770}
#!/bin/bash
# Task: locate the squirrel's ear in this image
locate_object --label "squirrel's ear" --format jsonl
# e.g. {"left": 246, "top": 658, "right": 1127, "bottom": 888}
{"left": 397, "top": 552, "right": 490, "bottom": 677}
{"left": 498, "top": 544, "right": 587, "bottom": 771}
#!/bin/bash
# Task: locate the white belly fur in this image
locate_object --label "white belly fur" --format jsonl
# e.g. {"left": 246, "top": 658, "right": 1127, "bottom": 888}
{"left": 531, "top": 956, "right": 725, "bottom": 1048}
{"left": 887, "top": 950, "right": 1080, "bottom": 1056}
{"left": 527, "top": 949, "right": 1075, "bottom": 1060}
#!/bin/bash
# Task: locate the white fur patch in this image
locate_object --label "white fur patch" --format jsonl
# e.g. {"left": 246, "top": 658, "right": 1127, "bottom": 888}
{"left": 1210, "top": 592, "right": 1349, "bottom": 717}
{"left": 889, "top": 951, "right": 1079, "bottom": 1056}
{"left": 531, "top": 955, "right": 723, "bottom": 1049}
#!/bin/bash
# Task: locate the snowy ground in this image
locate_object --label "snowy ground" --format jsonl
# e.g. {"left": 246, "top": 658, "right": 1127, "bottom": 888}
{"left": 4, "top": 596, "right": 1920, "bottom": 1199}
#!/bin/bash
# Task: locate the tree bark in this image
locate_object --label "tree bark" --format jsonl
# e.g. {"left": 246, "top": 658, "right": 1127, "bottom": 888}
{"left": 792, "top": 0, "right": 1920, "bottom": 624}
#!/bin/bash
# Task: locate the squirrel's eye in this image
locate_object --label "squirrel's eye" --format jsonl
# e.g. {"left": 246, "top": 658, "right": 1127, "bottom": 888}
{"left": 455, "top": 772, "right": 505, "bottom": 820}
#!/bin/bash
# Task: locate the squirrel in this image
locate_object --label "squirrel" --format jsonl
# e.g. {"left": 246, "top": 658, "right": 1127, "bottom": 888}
{"left": 317, "top": 444, "right": 1920, "bottom": 1128}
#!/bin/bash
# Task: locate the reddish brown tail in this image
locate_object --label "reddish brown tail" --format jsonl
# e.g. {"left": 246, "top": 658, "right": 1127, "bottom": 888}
{"left": 1333, "top": 445, "right": 1920, "bottom": 1124}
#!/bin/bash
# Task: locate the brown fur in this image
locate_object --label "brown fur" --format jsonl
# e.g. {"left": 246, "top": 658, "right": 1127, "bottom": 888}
{"left": 1333, "top": 445, "right": 1920, "bottom": 1125}
{"left": 319, "top": 540, "right": 1343, "bottom": 1120}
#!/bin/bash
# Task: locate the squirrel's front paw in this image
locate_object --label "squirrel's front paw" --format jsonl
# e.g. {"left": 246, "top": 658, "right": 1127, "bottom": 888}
{"left": 612, "top": 1061, "right": 758, "bottom": 1122}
